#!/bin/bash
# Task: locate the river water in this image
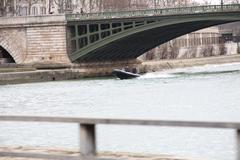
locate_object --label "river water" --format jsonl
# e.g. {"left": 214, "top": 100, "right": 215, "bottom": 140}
{"left": 1, "top": 63, "right": 240, "bottom": 160}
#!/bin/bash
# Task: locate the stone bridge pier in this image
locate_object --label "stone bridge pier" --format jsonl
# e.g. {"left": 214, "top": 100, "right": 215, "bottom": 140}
{"left": 0, "top": 15, "right": 70, "bottom": 64}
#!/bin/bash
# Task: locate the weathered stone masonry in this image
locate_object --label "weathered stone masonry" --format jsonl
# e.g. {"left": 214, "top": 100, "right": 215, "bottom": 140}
{"left": 26, "top": 25, "right": 69, "bottom": 63}
{"left": 0, "top": 15, "right": 70, "bottom": 64}
{"left": 0, "top": 28, "right": 27, "bottom": 64}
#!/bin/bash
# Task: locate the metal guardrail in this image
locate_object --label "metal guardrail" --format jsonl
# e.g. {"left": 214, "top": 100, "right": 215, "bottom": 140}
{"left": 66, "top": 4, "right": 240, "bottom": 21}
{"left": 0, "top": 115, "right": 240, "bottom": 159}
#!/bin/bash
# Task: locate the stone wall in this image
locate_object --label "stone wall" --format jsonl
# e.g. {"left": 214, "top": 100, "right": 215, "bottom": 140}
{"left": 140, "top": 40, "right": 239, "bottom": 61}
{"left": 0, "top": 28, "right": 27, "bottom": 63}
{"left": 0, "top": 15, "right": 71, "bottom": 64}
{"left": 25, "top": 26, "right": 69, "bottom": 63}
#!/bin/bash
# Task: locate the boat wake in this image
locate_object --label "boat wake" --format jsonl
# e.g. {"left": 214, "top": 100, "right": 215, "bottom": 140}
{"left": 139, "top": 62, "right": 240, "bottom": 79}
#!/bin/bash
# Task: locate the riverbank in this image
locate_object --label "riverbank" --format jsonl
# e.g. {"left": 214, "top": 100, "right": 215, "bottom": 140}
{"left": 139, "top": 54, "right": 240, "bottom": 73}
{"left": 0, "top": 147, "right": 195, "bottom": 160}
{"left": 0, "top": 54, "right": 240, "bottom": 85}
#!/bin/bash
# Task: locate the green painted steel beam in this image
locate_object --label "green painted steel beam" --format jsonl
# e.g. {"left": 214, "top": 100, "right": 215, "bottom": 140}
{"left": 66, "top": 8, "right": 240, "bottom": 62}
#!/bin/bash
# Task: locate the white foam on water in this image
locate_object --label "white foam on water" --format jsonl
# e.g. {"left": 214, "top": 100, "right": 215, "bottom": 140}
{"left": 139, "top": 62, "right": 240, "bottom": 79}
{"left": 139, "top": 71, "right": 177, "bottom": 79}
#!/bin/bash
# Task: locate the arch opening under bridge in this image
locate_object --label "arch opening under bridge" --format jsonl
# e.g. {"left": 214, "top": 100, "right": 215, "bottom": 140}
{"left": 0, "top": 46, "right": 16, "bottom": 64}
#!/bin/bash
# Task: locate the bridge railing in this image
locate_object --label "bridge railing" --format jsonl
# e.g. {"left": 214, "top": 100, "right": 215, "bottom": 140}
{"left": 0, "top": 115, "right": 240, "bottom": 159}
{"left": 66, "top": 4, "right": 240, "bottom": 21}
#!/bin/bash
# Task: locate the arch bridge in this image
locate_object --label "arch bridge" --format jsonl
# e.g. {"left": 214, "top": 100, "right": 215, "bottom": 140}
{"left": 66, "top": 4, "right": 240, "bottom": 62}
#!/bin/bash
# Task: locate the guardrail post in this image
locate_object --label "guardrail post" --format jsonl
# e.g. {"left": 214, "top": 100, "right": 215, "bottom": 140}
{"left": 80, "top": 124, "right": 96, "bottom": 157}
{"left": 237, "top": 129, "right": 240, "bottom": 160}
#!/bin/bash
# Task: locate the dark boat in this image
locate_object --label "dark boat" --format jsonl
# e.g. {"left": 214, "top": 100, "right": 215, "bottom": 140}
{"left": 112, "top": 69, "right": 140, "bottom": 80}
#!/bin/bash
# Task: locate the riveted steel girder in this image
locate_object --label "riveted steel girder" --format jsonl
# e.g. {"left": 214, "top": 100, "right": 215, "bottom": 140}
{"left": 67, "top": 11, "right": 240, "bottom": 62}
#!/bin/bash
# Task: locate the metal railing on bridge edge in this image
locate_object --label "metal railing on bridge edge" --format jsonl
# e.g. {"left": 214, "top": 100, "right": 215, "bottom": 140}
{"left": 0, "top": 115, "right": 240, "bottom": 160}
{"left": 66, "top": 4, "right": 240, "bottom": 21}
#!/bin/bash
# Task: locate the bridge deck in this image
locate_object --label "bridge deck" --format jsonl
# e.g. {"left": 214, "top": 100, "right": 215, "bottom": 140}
{"left": 66, "top": 4, "right": 240, "bottom": 21}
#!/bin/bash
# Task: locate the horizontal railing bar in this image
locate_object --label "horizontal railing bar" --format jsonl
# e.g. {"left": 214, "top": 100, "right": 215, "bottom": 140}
{"left": 0, "top": 116, "right": 240, "bottom": 129}
{"left": 0, "top": 152, "right": 78, "bottom": 160}
{"left": 0, "top": 151, "right": 113, "bottom": 160}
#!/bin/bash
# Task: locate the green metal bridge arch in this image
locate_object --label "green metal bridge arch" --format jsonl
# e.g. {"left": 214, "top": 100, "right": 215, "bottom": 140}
{"left": 66, "top": 4, "right": 240, "bottom": 62}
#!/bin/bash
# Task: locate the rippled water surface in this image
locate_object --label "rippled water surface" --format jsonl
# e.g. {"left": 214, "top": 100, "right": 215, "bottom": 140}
{"left": 1, "top": 63, "right": 240, "bottom": 160}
